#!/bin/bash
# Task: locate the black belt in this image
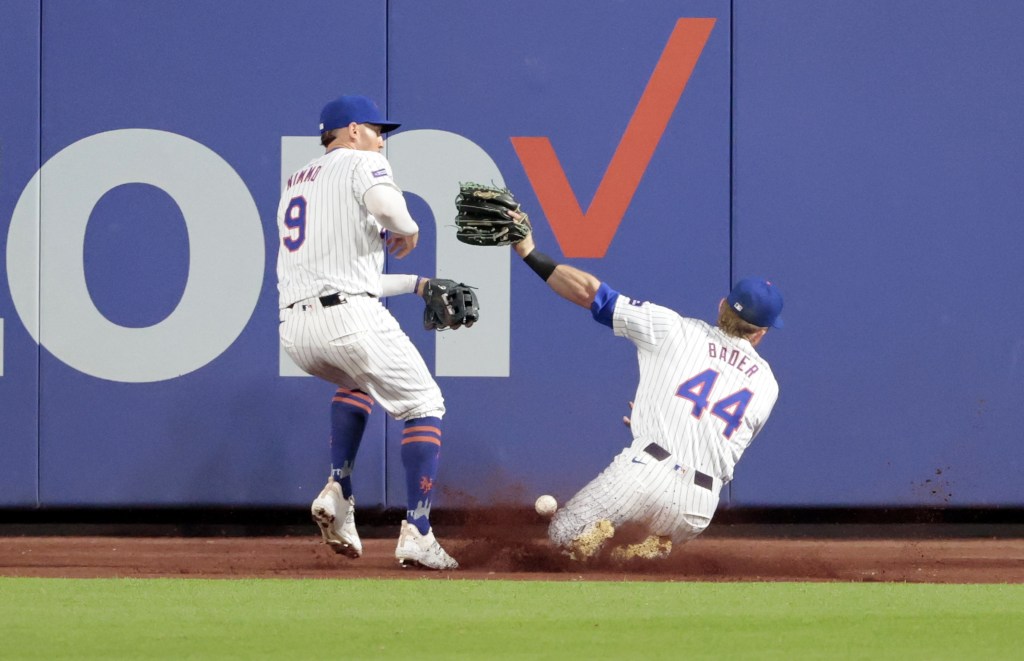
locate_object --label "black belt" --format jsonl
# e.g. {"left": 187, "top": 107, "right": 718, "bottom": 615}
{"left": 287, "top": 293, "right": 345, "bottom": 310}
{"left": 643, "top": 443, "right": 714, "bottom": 491}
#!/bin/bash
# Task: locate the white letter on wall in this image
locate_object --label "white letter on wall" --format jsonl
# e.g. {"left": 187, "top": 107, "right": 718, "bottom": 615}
{"left": 388, "top": 129, "right": 510, "bottom": 377}
{"left": 6, "top": 129, "right": 264, "bottom": 382}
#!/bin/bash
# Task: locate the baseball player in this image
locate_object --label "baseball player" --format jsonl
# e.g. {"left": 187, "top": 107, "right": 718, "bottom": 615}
{"left": 512, "top": 228, "right": 783, "bottom": 562}
{"left": 276, "top": 95, "right": 459, "bottom": 570}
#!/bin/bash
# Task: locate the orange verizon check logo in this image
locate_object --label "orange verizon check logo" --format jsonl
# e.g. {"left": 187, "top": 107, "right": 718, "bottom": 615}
{"left": 511, "top": 18, "right": 715, "bottom": 258}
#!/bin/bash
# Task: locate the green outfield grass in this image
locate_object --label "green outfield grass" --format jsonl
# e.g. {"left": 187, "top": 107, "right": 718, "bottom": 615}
{"left": 1, "top": 578, "right": 1021, "bottom": 660}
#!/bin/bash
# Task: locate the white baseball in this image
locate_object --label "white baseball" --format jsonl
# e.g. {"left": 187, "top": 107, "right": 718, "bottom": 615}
{"left": 534, "top": 494, "right": 557, "bottom": 517}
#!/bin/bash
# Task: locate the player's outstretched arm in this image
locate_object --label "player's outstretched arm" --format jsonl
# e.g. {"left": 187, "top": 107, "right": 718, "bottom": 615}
{"left": 379, "top": 274, "right": 467, "bottom": 300}
{"left": 513, "top": 232, "right": 600, "bottom": 309}
{"left": 380, "top": 274, "right": 422, "bottom": 297}
{"left": 379, "top": 274, "right": 480, "bottom": 331}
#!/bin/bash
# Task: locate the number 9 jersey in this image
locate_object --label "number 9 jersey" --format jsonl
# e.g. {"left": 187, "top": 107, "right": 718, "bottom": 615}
{"left": 277, "top": 149, "right": 399, "bottom": 308}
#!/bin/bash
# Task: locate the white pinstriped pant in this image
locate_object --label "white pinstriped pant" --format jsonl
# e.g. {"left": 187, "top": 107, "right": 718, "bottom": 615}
{"left": 279, "top": 295, "right": 445, "bottom": 420}
{"left": 548, "top": 444, "right": 718, "bottom": 548}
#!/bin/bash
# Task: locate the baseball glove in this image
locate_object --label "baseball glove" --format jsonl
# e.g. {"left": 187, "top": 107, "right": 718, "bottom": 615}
{"left": 454, "top": 182, "right": 532, "bottom": 246}
{"left": 422, "top": 278, "right": 479, "bottom": 331}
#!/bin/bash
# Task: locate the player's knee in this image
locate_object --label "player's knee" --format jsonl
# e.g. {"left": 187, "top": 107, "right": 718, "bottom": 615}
{"left": 407, "top": 405, "right": 445, "bottom": 421}
{"left": 398, "top": 401, "right": 445, "bottom": 421}
{"left": 547, "top": 510, "right": 577, "bottom": 548}
{"left": 419, "top": 389, "right": 446, "bottom": 420}
{"left": 670, "top": 514, "right": 712, "bottom": 545}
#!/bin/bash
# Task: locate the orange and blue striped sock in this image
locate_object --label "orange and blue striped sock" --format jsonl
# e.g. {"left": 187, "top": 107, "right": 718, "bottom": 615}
{"left": 401, "top": 416, "right": 441, "bottom": 535}
{"left": 329, "top": 388, "right": 374, "bottom": 499}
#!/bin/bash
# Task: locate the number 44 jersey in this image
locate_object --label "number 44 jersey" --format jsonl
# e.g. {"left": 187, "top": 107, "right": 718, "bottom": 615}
{"left": 606, "top": 291, "right": 779, "bottom": 487}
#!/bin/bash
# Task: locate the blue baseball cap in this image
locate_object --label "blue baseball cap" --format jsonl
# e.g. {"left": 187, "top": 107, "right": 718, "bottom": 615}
{"left": 727, "top": 277, "right": 784, "bottom": 329}
{"left": 319, "top": 95, "right": 400, "bottom": 133}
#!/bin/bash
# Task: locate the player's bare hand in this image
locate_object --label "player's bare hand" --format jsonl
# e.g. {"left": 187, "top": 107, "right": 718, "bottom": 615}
{"left": 513, "top": 227, "right": 536, "bottom": 259}
{"left": 622, "top": 401, "right": 634, "bottom": 427}
{"left": 387, "top": 232, "right": 418, "bottom": 259}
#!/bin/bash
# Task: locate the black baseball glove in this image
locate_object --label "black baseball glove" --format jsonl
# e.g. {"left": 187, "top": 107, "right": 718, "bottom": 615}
{"left": 454, "top": 182, "right": 532, "bottom": 246}
{"left": 422, "top": 278, "right": 479, "bottom": 331}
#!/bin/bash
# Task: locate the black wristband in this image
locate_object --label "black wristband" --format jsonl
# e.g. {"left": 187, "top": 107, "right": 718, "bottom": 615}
{"left": 523, "top": 249, "right": 558, "bottom": 281}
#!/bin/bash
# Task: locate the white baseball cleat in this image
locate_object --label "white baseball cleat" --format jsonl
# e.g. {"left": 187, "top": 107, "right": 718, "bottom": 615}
{"left": 568, "top": 519, "right": 616, "bottom": 562}
{"left": 310, "top": 479, "right": 362, "bottom": 558}
{"left": 610, "top": 535, "right": 673, "bottom": 563}
{"left": 394, "top": 520, "right": 459, "bottom": 570}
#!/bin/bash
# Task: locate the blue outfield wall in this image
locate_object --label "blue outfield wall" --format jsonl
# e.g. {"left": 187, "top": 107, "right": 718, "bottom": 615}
{"left": 731, "top": 0, "right": 1024, "bottom": 506}
{"left": 0, "top": 0, "right": 41, "bottom": 507}
{"left": 0, "top": 0, "right": 1021, "bottom": 509}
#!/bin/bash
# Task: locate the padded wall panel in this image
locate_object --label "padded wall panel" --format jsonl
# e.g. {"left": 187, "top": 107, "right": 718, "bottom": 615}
{"left": 731, "top": 0, "right": 1024, "bottom": 505}
{"left": 0, "top": 0, "right": 41, "bottom": 507}
{"left": 34, "top": 0, "right": 389, "bottom": 505}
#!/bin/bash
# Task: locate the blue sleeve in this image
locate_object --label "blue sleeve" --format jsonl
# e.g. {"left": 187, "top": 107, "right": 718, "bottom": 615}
{"left": 589, "top": 282, "right": 620, "bottom": 328}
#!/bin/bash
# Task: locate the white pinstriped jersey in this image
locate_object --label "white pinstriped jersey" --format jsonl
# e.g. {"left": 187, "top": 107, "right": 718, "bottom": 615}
{"left": 275, "top": 146, "right": 444, "bottom": 421}
{"left": 613, "top": 294, "right": 778, "bottom": 484}
{"left": 548, "top": 290, "right": 779, "bottom": 548}
{"left": 277, "top": 148, "right": 400, "bottom": 308}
